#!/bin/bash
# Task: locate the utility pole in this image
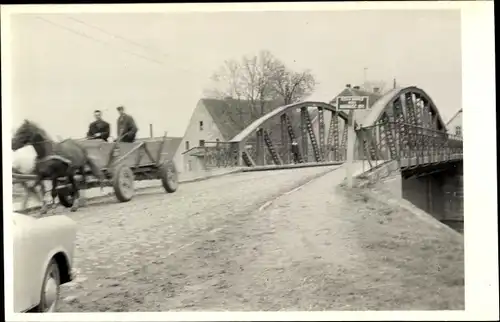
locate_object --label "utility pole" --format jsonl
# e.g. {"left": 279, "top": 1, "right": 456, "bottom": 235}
{"left": 363, "top": 67, "right": 368, "bottom": 86}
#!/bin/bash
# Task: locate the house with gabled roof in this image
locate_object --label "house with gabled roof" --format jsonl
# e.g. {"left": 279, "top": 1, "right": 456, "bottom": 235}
{"left": 329, "top": 84, "right": 384, "bottom": 119}
{"left": 446, "top": 108, "right": 463, "bottom": 137}
{"left": 175, "top": 97, "right": 286, "bottom": 172}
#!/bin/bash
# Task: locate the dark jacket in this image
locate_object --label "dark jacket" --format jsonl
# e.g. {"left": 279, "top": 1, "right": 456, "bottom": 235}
{"left": 117, "top": 113, "right": 138, "bottom": 138}
{"left": 87, "top": 120, "right": 110, "bottom": 141}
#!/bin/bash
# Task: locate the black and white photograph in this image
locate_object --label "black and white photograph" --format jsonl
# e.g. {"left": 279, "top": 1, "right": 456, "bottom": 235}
{"left": 2, "top": 2, "right": 497, "bottom": 320}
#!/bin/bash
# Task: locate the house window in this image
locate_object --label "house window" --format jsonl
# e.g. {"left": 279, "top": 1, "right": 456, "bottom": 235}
{"left": 199, "top": 139, "right": 205, "bottom": 147}
{"left": 188, "top": 160, "right": 192, "bottom": 171}
{"left": 185, "top": 141, "right": 190, "bottom": 151}
{"left": 455, "top": 126, "right": 462, "bottom": 136}
{"left": 199, "top": 121, "right": 204, "bottom": 131}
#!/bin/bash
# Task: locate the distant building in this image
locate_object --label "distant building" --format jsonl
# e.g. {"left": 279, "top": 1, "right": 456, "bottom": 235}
{"left": 175, "top": 97, "right": 310, "bottom": 172}
{"left": 324, "top": 84, "right": 384, "bottom": 159}
{"left": 446, "top": 109, "right": 463, "bottom": 137}
{"left": 329, "top": 83, "right": 384, "bottom": 119}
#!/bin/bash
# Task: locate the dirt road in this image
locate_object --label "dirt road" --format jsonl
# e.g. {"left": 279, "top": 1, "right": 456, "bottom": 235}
{"left": 58, "top": 166, "right": 341, "bottom": 311}
{"left": 58, "top": 165, "right": 463, "bottom": 311}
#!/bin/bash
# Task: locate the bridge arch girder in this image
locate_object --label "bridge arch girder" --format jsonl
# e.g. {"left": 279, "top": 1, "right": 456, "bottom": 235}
{"left": 231, "top": 86, "right": 449, "bottom": 146}
{"left": 361, "top": 86, "right": 448, "bottom": 131}
{"left": 230, "top": 101, "right": 348, "bottom": 145}
{"left": 227, "top": 86, "right": 458, "bottom": 167}
{"left": 356, "top": 86, "right": 461, "bottom": 164}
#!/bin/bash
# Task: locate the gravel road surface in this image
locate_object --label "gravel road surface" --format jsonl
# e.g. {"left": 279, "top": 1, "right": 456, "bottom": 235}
{"left": 58, "top": 166, "right": 341, "bottom": 312}
{"left": 56, "top": 163, "right": 462, "bottom": 312}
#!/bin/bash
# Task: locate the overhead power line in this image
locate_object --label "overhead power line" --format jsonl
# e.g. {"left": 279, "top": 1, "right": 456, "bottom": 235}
{"left": 35, "top": 16, "right": 164, "bottom": 66}
{"left": 66, "top": 16, "right": 170, "bottom": 59}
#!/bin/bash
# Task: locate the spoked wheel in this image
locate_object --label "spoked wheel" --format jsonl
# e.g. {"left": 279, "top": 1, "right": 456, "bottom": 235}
{"left": 33, "top": 259, "right": 60, "bottom": 312}
{"left": 160, "top": 160, "right": 178, "bottom": 193}
{"left": 112, "top": 164, "right": 135, "bottom": 202}
{"left": 57, "top": 186, "right": 75, "bottom": 208}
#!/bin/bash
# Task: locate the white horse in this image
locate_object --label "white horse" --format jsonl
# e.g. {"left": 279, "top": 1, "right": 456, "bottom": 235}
{"left": 13, "top": 145, "right": 37, "bottom": 173}
{"left": 13, "top": 145, "right": 42, "bottom": 209}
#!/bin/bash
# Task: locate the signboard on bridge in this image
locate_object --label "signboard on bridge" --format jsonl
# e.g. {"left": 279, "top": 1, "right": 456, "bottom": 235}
{"left": 336, "top": 96, "right": 370, "bottom": 110}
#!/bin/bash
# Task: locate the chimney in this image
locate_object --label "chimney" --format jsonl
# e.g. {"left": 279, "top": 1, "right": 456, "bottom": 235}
{"left": 345, "top": 84, "right": 351, "bottom": 88}
{"left": 373, "top": 87, "right": 380, "bottom": 93}
{"left": 353, "top": 85, "right": 360, "bottom": 90}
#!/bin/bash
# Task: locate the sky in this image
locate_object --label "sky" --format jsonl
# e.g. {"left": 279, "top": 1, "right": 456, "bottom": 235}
{"left": 9, "top": 9, "right": 462, "bottom": 138}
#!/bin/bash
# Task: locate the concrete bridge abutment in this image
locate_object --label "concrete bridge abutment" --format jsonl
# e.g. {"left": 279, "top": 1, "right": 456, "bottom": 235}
{"left": 373, "top": 160, "right": 463, "bottom": 232}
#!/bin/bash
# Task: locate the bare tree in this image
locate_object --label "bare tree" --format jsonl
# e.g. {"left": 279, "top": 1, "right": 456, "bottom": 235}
{"left": 203, "top": 59, "right": 247, "bottom": 125}
{"left": 207, "top": 50, "right": 317, "bottom": 118}
{"left": 239, "top": 50, "right": 282, "bottom": 116}
{"left": 205, "top": 59, "right": 244, "bottom": 99}
{"left": 271, "top": 62, "right": 316, "bottom": 105}
{"left": 256, "top": 50, "right": 280, "bottom": 115}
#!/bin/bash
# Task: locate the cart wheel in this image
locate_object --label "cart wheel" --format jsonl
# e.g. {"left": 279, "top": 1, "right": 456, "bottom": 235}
{"left": 112, "top": 164, "right": 135, "bottom": 202}
{"left": 160, "top": 160, "right": 178, "bottom": 193}
{"left": 57, "top": 187, "right": 74, "bottom": 208}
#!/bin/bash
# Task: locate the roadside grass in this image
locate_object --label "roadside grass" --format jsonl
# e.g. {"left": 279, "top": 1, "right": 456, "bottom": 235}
{"left": 337, "top": 186, "right": 464, "bottom": 310}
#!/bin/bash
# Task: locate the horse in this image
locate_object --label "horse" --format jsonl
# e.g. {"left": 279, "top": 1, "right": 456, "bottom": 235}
{"left": 11, "top": 120, "right": 105, "bottom": 214}
{"left": 12, "top": 146, "right": 43, "bottom": 209}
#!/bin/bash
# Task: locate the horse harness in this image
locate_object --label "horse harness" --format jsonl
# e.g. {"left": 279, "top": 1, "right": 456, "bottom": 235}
{"left": 36, "top": 154, "right": 73, "bottom": 167}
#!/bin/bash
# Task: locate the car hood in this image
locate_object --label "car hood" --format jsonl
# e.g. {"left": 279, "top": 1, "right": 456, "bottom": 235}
{"left": 12, "top": 212, "right": 36, "bottom": 227}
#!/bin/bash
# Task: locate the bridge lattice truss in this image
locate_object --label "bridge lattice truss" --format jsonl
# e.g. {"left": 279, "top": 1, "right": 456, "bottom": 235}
{"left": 202, "top": 86, "right": 463, "bottom": 168}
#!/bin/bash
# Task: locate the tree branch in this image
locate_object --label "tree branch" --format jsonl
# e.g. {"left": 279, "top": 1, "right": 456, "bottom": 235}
{"left": 205, "top": 50, "right": 317, "bottom": 119}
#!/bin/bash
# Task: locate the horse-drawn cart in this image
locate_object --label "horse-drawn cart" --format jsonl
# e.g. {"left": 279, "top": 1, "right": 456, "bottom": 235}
{"left": 14, "top": 134, "right": 178, "bottom": 209}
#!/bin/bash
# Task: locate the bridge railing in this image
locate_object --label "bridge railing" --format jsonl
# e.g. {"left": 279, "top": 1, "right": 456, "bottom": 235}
{"left": 189, "top": 141, "right": 239, "bottom": 169}
{"left": 185, "top": 121, "right": 463, "bottom": 172}
{"left": 239, "top": 140, "right": 347, "bottom": 166}
{"left": 186, "top": 138, "right": 349, "bottom": 170}
{"left": 357, "top": 121, "right": 463, "bottom": 173}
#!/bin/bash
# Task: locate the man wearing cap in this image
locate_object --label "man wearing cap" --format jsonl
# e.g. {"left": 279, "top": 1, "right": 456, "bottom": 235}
{"left": 86, "top": 110, "right": 110, "bottom": 141}
{"left": 116, "top": 106, "right": 138, "bottom": 143}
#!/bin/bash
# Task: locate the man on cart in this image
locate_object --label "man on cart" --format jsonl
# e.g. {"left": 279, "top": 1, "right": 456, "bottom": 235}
{"left": 116, "top": 105, "right": 138, "bottom": 143}
{"left": 86, "top": 109, "right": 110, "bottom": 141}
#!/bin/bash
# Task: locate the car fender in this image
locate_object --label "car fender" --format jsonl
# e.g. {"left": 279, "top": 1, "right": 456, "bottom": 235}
{"left": 22, "top": 216, "right": 77, "bottom": 307}
{"left": 13, "top": 225, "right": 32, "bottom": 312}
{"left": 27, "top": 245, "right": 72, "bottom": 309}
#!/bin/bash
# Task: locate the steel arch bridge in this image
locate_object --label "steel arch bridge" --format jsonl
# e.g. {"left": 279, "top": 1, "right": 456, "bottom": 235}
{"left": 200, "top": 86, "right": 463, "bottom": 170}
